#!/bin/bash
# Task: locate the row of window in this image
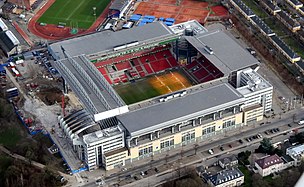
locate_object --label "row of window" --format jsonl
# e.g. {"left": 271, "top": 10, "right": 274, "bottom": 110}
{"left": 182, "top": 132, "right": 195, "bottom": 142}
{"left": 222, "top": 120, "right": 236, "bottom": 129}
{"left": 202, "top": 126, "right": 216, "bottom": 135}
{"left": 160, "top": 139, "right": 174, "bottom": 149}
{"left": 139, "top": 146, "right": 153, "bottom": 156}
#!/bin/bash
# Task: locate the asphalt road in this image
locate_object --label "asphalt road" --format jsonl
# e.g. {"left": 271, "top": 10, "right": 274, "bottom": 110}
{"left": 82, "top": 107, "right": 304, "bottom": 187}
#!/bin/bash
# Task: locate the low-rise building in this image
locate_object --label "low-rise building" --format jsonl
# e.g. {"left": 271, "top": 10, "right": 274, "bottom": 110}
{"left": 286, "top": 144, "right": 304, "bottom": 166}
{"left": 207, "top": 168, "right": 244, "bottom": 187}
{"left": 218, "top": 155, "right": 238, "bottom": 169}
{"left": 255, "top": 154, "right": 284, "bottom": 177}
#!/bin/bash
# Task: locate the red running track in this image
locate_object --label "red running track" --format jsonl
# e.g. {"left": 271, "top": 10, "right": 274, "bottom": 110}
{"left": 28, "top": 0, "right": 112, "bottom": 40}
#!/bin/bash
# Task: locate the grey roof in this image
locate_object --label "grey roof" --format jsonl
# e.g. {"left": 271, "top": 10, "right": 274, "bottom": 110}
{"left": 109, "top": 0, "right": 130, "bottom": 11}
{"left": 278, "top": 11, "right": 301, "bottom": 28}
{"left": 118, "top": 83, "right": 244, "bottom": 136}
{"left": 49, "top": 22, "right": 175, "bottom": 60}
{"left": 296, "top": 61, "right": 304, "bottom": 71}
{"left": 208, "top": 168, "right": 244, "bottom": 186}
{"left": 219, "top": 155, "right": 238, "bottom": 165}
{"left": 261, "top": 0, "right": 281, "bottom": 12}
{"left": 251, "top": 16, "right": 275, "bottom": 36}
{"left": 232, "top": 0, "right": 255, "bottom": 17}
{"left": 289, "top": 0, "right": 303, "bottom": 6}
{"left": 185, "top": 31, "right": 259, "bottom": 75}
{"left": 52, "top": 55, "right": 126, "bottom": 119}
{"left": 270, "top": 35, "right": 299, "bottom": 59}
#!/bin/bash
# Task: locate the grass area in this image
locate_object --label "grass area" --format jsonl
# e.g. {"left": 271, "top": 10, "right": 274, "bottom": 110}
{"left": 239, "top": 165, "right": 252, "bottom": 187}
{"left": 263, "top": 18, "right": 286, "bottom": 36}
{"left": 241, "top": 0, "right": 268, "bottom": 18}
{"left": 0, "top": 128, "right": 21, "bottom": 147}
{"left": 38, "top": 0, "right": 111, "bottom": 29}
{"left": 114, "top": 71, "right": 192, "bottom": 104}
{"left": 115, "top": 79, "right": 160, "bottom": 104}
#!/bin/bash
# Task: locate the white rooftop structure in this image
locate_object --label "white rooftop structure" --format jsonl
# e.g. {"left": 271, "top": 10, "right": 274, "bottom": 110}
{"left": 287, "top": 144, "right": 304, "bottom": 157}
{"left": 236, "top": 68, "right": 273, "bottom": 112}
{"left": 0, "top": 18, "right": 8, "bottom": 32}
{"left": 5, "top": 30, "right": 20, "bottom": 46}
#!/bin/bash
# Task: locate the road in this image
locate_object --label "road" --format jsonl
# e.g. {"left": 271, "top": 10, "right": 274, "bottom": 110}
{"left": 81, "top": 107, "right": 304, "bottom": 187}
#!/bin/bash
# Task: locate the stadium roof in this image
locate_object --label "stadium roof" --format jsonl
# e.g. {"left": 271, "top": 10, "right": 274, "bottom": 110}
{"left": 118, "top": 83, "right": 244, "bottom": 136}
{"left": 109, "top": 0, "right": 130, "bottom": 11}
{"left": 52, "top": 55, "right": 128, "bottom": 121}
{"left": 49, "top": 22, "right": 176, "bottom": 60}
{"left": 185, "top": 30, "right": 259, "bottom": 75}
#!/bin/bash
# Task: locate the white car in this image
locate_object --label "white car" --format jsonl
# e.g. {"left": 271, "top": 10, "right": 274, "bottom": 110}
{"left": 208, "top": 149, "right": 214, "bottom": 155}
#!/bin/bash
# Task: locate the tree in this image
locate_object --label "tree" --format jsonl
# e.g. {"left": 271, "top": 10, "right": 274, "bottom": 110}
{"left": 25, "top": 146, "right": 36, "bottom": 165}
{"left": 259, "top": 138, "right": 273, "bottom": 154}
{"left": 252, "top": 174, "right": 270, "bottom": 187}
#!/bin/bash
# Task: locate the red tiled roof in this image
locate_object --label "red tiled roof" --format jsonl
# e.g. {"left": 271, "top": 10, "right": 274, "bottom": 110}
{"left": 255, "top": 154, "right": 283, "bottom": 169}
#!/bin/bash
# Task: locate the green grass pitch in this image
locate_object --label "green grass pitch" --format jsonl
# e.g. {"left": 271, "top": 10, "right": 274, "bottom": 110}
{"left": 114, "top": 79, "right": 161, "bottom": 105}
{"left": 38, "top": 0, "right": 111, "bottom": 29}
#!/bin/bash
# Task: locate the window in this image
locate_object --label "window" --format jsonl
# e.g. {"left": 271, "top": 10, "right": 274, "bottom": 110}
{"left": 222, "top": 120, "right": 235, "bottom": 129}
{"left": 202, "top": 126, "right": 215, "bottom": 135}
{"left": 182, "top": 132, "right": 195, "bottom": 142}
{"left": 160, "top": 139, "right": 174, "bottom": 149}
{"left": 139, "top": 146, "right": 153, "bottom": 156}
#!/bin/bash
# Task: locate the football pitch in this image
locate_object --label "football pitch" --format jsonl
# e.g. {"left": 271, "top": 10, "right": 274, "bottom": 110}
{"left": 114, "top": 71, "right": 192, "bottom": 105}
{"left": 38, "top": 0, "right": 110, "bottom": 29}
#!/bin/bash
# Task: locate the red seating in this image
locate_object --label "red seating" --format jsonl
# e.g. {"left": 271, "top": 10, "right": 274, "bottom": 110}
{"left": 139, "top": 72, "right": 145, "bottom": 77}
{"left": 201, "top": 75, "right": 214, "bottom": 82}
{"left": 113, "top": 78, "right": 120, "bottom": 84}
{"left": 132, "top": 59, "right": 140, "bottom": 66}
{"left": 161, "top": 50, "right": 173, "bottom": 58}
{"left": 143, "top": 64, "right": 154, "bottom": 74}
{"left": 103, "top": 74, "right": 112, "bottom": 84}
{"left": 94, "top": 59, "right": 113, "bottom": 67}
{"left": 193, "top": 68, "right": 209, "bottom": 80}
{"left": 115, "top": 61, "right": 131, "bottom": 71}
{"left": 186, "top": 60, "right": 199, "bottom": 69}
{"left": 135, "top": 65, "right": 143, "bottom": 72}
{"left": 167, "top": 57, "right": 178, "bottom": 67}
{"left": 98, "top": 67, "right": 107, "bottom": 75}
{"left": 139, "top": 55, "right": 157, "bottom": 63}
{"left": 150, "top": 59, "right": 171, "bottom": 72}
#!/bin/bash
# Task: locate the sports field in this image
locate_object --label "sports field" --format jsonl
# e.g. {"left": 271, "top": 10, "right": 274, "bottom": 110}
{"left": 114, "top": 71, "right": 192, "bottom": 104}
{"left": 38, "top": 0, "right": 110, "bottom": 29}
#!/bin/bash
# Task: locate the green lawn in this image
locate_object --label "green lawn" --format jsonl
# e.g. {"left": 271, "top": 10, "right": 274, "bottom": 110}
{"left": 282, "top": 37, "right": 304, "bottom": 59}
{"left": 239, "top": 165, "right": 252, "bottom": 187}
{"left": 241, "top": 0, "right": 268, "bottom": 18}
{"left": 114, "top": 79, "right": 161, "bottom": 105}
{"left": 38, "top": 0, "right": 111, "bottom": 29}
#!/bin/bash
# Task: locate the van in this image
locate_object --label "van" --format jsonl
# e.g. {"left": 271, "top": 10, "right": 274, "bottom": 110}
{"left": 298, "top": 120, "right": 304, "bottom": 125}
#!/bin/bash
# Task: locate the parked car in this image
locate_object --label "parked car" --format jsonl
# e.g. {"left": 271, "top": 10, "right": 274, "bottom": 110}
{"left": 208, "top": 149, "right": 214, "bottom": 155}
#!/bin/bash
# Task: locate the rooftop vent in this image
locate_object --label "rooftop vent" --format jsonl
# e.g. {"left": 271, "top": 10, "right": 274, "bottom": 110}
{"left": 204, "top": 45, "right": 214, "bottom": 55}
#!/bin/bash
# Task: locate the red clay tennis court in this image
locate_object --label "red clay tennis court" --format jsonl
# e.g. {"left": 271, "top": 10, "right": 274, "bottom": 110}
{"left": 134, "top": 0, "right": 227, "bottom": 23}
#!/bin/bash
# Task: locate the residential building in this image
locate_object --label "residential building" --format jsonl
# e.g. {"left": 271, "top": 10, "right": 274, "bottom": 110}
{"left": 286, "top": 144, "right": 304, "bottom": 166}
{"left": 255, "top": 154, "right": 284, "bottom": 177}
{"left": 218, "top": 155, "right": 238, "bottom": 169}
{"left": 207, "top": 168, "right": 244, "bottom": 187}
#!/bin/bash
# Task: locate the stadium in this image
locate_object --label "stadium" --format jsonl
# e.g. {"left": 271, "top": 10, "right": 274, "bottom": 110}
{"left": 49, "top": 20, "right": 273, "bottom": 171}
